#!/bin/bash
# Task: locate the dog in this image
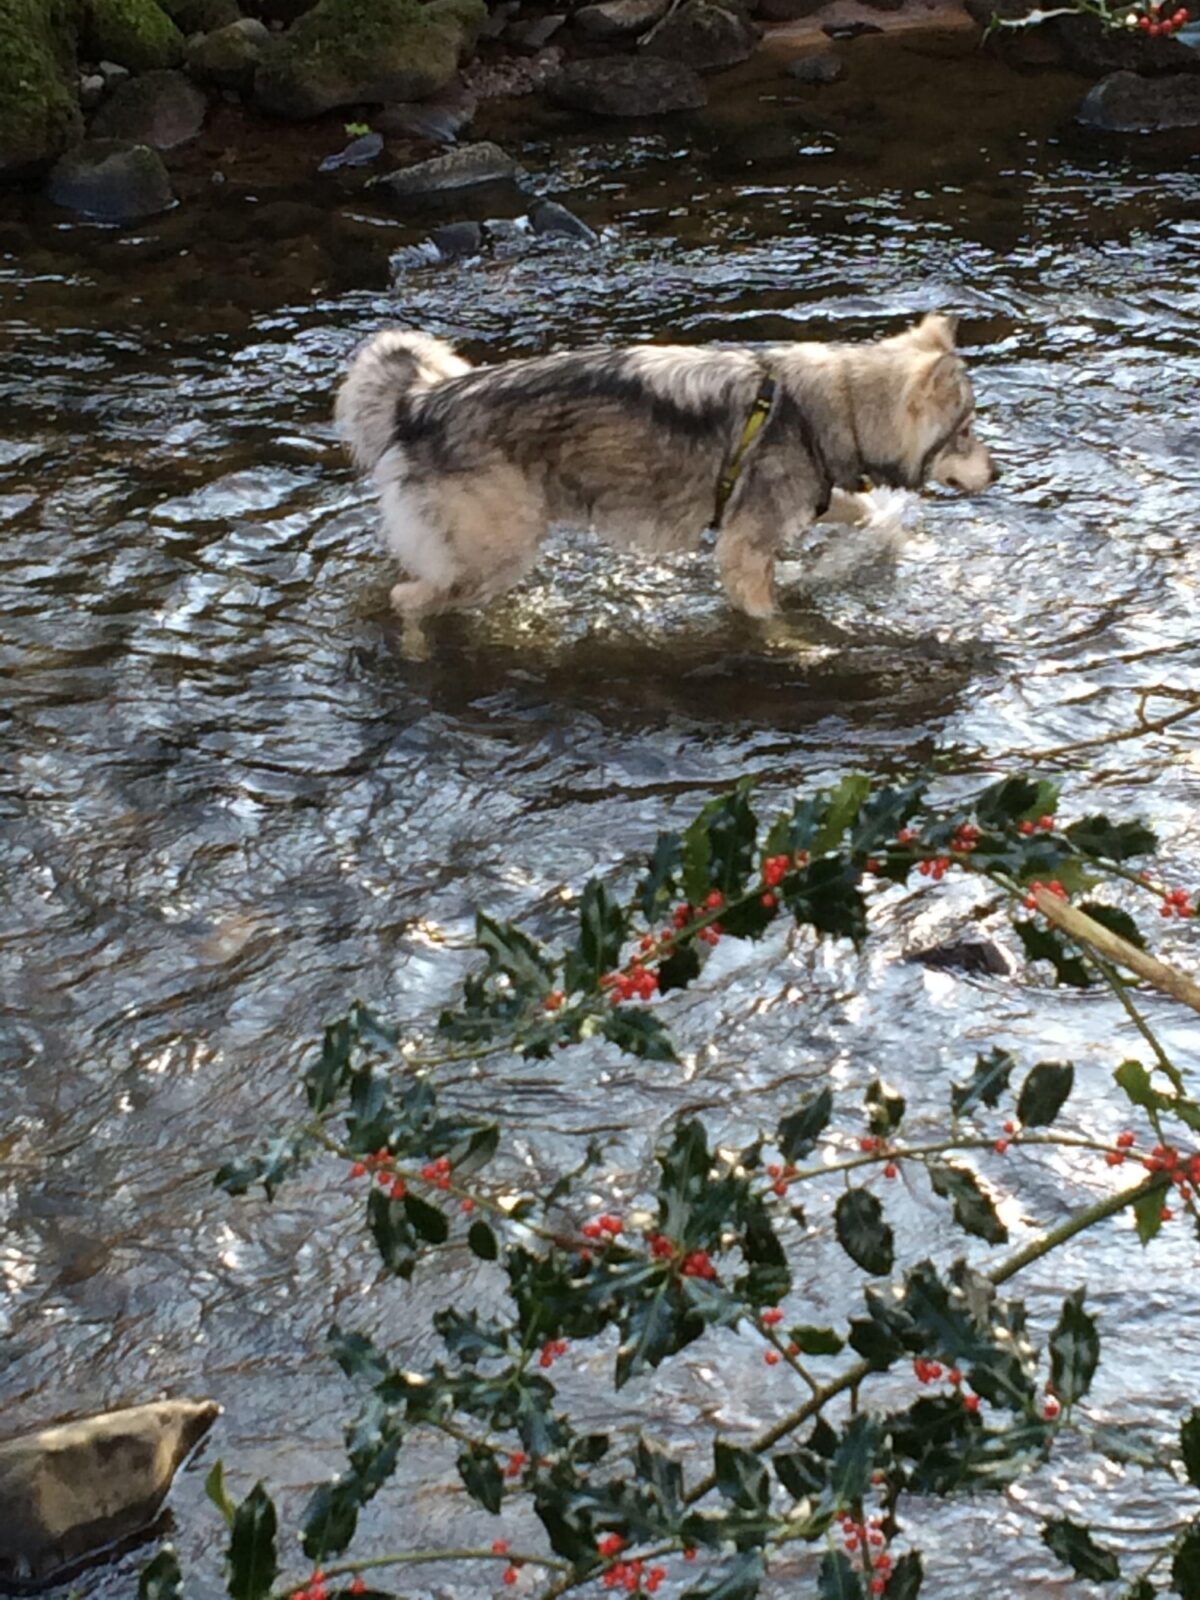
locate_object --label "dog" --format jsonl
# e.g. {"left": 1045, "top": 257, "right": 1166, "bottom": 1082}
{"left": 334, "top": 313, "right": 997, "bottom": 619}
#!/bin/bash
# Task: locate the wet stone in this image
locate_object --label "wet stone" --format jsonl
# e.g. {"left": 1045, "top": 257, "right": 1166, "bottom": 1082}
{"left": 46, "top": 140, "right": 176, "bottom": 223}
{"left": 547, "top": 56, "right": 708, "bottom": 115}
{"left": 80, "top": 73, "right": 107, "bottom": 111}
{"left": 786, "top": 51, "right": 845, "bottom": 82}
{"left": 318, "top": 131, "right": 385, "bottom": 171}
{"left": 573, "top": 0, "right": 671, "bottom": 39}
{"left": 429, "top": 219, "right": 484, "bottom": 256}
{"left": 504, "top": 11, "right": 567, "bottom": 49}
{"left": 528, "top": 197, "right": 598, "bottom": 243}
{"left": 640, "top": 0, "right": 760, "bottom": 71}
{"left": 186, "top": 18, "right": 273, "bottom": 94}
{"left": 0, "top": 1400, "right": 219, "bottom": 1588}
{"left": 377, "top": 82, "right": 477, "bottom": 142}
{"left": 910, "top": 938, "right": 1013, "bottom": 977}
{"left": 1079, "top": 68, "right": 1200, "bottom": 129}
{"left": 90, "top": 69, "right": 208, "bottom": 149}
{"left": 370, "top": 141, "right": 525, "bottom": 199}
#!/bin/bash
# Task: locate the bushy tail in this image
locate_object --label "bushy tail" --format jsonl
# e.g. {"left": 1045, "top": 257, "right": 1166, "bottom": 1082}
{"left": 334, "top": 329, "right": 472, "bottom": 471}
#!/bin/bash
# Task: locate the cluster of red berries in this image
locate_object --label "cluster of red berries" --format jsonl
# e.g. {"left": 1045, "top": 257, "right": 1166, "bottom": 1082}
{"left": 539, "top": 1337, "right": 569, "bottom": 1369}
{"left": 857, "top": 1136, "right": 899, "bottom": 1179}
{"left": 291, "top": 1570, "right": 364, "bottom": 1600}
{"left": 600, "top": 964, "right": 660, "bottom": 1003}
{"left": 913, "top": 1357, "right": 978, "bottom": 1410}
{"left": 1103, "top": 1128, "right": 1137, "bottom": 1167}
{"left": 421, "top": 1154, "right": 453, "bottom": 1190}
{"left": 1131, "top": 0, "right": 1190, "bottom": 33}
{"left": 582, "top": 1211, "right": 624, "bottom": 1241}
{"left": 994, "top": 1117, "right": 1019, "bottom": 1155}
{"left": 838, "top": 1515, "right": 892, "bottom": 1593}
{"left": 765, "top": 1160, "right": 797, "bottom": 1196}
{"left": 1143, "top": 1143, "right": 1200, "bottom": 1216}
{"left": 1160, "top": 886, "right": 1196, "bottom": 919}
{"left": 1022, "top": 878, "right": 1068, "bottom": 910}
{"left": 760, "top": 850, "right": 808, "bottom": 908}
{"left": 596, "top": 1536, "right": 667, "bottom": 1594}
{"left": 491, "top": 1539, "right": 524, "bottom": 1587}
{"left": 917, "top": 855, "right": 952, "bottom": 881}
{"left": 951, "top": 821, "right": 980, "bottom": 853}
{"left": 1018, "top": 814, "right": 1056, "bottom": 837}
{"left": 348, "top": 1146, "right": 408, "bottom": 1200}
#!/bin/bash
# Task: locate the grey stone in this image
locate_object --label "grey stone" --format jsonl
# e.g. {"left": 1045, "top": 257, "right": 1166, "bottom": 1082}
{"left": 528, "top": 197, "right": 598, "bottom": 243}
{"left": 547, "top": 55, "right": 707, "bottom": 114}
{"left": 0, "top": 1400, "right": 219, "bottom": 1588}
{"left": 90, "top": 69, "right": 208, "bottom": 148}
{"left": 370, "top": 140, "right": 523, "bottom": 198}
{"left": 574, "top": 0, "right": 669, "bottom": 37}
{"left": 46, "top": 139, "right": 176, "bottom": 222}
{"left": 80, "top": 73, "right": 107, "bottom": 111}
{"left": 97, "top": 60, "right": 132, "bottom": 88}
{"left": 504, "top": 11, "right": 566, "bottom": 49}
{"left": 377, "top": 81, "right": 477, "bottom": 141}
{"left": 910, "top": 938, "right": 1013, "bottom": 977}
{"left": 786, "top": 51, "right": 844, "bottom": 81}
{"left": 478, "top": 0, "right": 520, "bottom": 35}
{"left": 640, "top": 0, "right": 759, "bottom": 71}
{"left": 430, "top": 219, "right": 483, "bottom": 256}
{"left": 1079, "top": 68, "right": 1200, "bottom": 128}
{"left": 187, "top": 18, "right": 272, "bottom": 93}
{"left": 318, "top": 130, "right": 384, "bottom": 170}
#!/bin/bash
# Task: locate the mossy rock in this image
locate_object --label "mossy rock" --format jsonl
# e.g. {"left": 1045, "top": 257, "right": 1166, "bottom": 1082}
{"left": 84, "top": 0, "right": 185, "bottom": 70}
{"left": 254, "top": 0, "right": 486, "bottom": 118}
{"left": 0, "top": 0, "right": 83, "bottom": 179}
{"left": 160, "top": 0, "right": 242, "bottom": 32}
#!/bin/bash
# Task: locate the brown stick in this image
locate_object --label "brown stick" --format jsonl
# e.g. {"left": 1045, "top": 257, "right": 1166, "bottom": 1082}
{"left": 1032, "top": 887, "right": 1200, "bottom": 1016}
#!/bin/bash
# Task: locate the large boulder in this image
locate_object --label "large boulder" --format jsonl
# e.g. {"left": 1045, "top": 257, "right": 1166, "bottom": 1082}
{"left": 0, "top": 1400, "right": 219, "bottom": 1589}
{"left": 964, "top": 0, "right": 1198, "bottom": 74}
{"left": 573, "top": 0, "right": 670, "bottom": 40}
{"left": 187, "top": 16, "right": 271, "bottom": 91}
{"left": 46, "top": 137, "right": 175, "bottom": 219}
{"left": 160, "top": 0, "right": 241, "bottom": 29}
{"left": 547, "top": 55, "right": 707, "bottom": 114}
{"left": 90, "top": 67, "right": 207, "bottom": 145}
{"left": 84, "top": 0, "right": 186, "bottom": 70}
{"left": 640, "top": 0, "right": 759, "bottom": 71}
{"left": 0, "top": 0, "right": 82, "bottom": 180}
{"left": 254, "top": 0, "right": 485, "bottom": 117}
{"left": 1079, "top": 69, "right": 1200, "bottom": 129}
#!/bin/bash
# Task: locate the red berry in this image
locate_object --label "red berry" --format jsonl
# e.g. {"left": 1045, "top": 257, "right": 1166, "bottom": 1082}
{"left": 948, "top": 1367, "right": 962, "bottom": 1385}
{"left": 1117, "top": 1130, "right": 1135, "bottom": 1148}
{"left": 761, "top": 892, "right": 777, "bottom": 909}
{"left": 871, "top": 1581, "right": 885, "bottom": 1595}
{"left": 503, "top": 1567, "right": 519, "bottom": 1585}
{"left": 1105, "top": 1152, "right": 1124, "bottom": 1167}
{"left": 1161, "top": 1206, "right": 1174, "bottom": 1221}
{"left": 506, "top": 1451, "right": 526, "bottom": 1478}
{"left": 767, "top": 1163, "right": 781, "bottom": 1178}
{"left": 1037, "top": 815, "right": 1055, "bottom": 831}
{"left": 704, "top": 890, "right": 724, "bottom": 909}
{"left": 764, "top": 1349, "right": 780, "bottom": 1366}
{"left": 493, "top": 1540, "right": 510, "bottom": 1555}
{"left": 1043, "top": 1396, "right": 1061, "bottom": 1419}
{"left": 543, "top": 990, "right": 564, "bottom": 1012}
{"left": 1019, "top": 820, "right": 1036, "bottom": 835}
{"left": 349, "top": 1580, "right": 367, "bottom": 1597}
{"left": 963, "top": 1393, "right": 980, "bottom": 1413}
{"left": 994, "top": 1138, "right": 1009, "bottom": 1155}
{"left": 390, "top": 1178, "right": 407, "bottom": 1200}
{"left": 762, "top": 1307, "right": 783, "bottom": 1325}
{"left": 884, "top": 1162, "right": 898, "bottom": 1179}
{"left": 1003, "top": 1120, "right": 1016, "bottom": 1134}
{"left": 860, "top": 1136, "right": 878, "bottom": 1152}
{"left": 684, "top": 1547, "right": 697, "bottom": 1561}
{"left": 350, "top": 1162, "right": 366, "bottom": 1178}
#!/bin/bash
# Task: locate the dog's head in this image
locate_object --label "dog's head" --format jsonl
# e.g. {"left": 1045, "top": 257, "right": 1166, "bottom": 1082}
{"left": 886, "top": 314, "right": 999, "bottom": 493}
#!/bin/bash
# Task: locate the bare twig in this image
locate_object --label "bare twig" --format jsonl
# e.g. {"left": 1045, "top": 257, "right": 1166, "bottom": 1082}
{"left": 1031, "top": 887, "right": 1200, "bottom": 1017}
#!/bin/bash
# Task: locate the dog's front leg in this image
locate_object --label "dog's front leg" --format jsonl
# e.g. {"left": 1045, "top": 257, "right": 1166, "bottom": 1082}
{"left": 715, "top": 515, "right": 778, "bottom": 619}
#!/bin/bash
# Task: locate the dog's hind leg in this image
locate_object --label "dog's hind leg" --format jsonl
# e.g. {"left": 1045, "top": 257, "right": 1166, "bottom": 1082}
{"left": 715, "top": 510, "right": 780, "bottom": 619}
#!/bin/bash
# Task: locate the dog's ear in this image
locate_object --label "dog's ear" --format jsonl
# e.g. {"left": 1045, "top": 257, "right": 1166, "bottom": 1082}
{"left": 911, "top": 313, "right": 959, "bottom": 352}
{"left": 907, "top": 351, "right": 970, "bottom": 416}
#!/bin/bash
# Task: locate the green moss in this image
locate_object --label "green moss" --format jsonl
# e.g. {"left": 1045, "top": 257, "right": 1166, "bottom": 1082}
{"left": 256, "top": 0, "right": 483, "bottom": 116}
{"left": 0, "top": 0, "right": 83, "bottom": 177}
{"left": 85, "top": 0, "right": 185, "bottom": 70}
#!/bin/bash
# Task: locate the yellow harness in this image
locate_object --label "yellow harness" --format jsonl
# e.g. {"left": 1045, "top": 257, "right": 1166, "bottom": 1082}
{"left": 713, "top": 375, "right": 776, "bottom": 525}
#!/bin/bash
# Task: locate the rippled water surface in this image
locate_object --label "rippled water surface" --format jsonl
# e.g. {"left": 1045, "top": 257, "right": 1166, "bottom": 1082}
{"left": 3, "top": 33, "right": 1200, "bottom": 1598}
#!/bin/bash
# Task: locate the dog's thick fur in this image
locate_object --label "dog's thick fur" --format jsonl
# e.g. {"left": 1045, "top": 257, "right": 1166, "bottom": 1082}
{"left": 335, "top": 314, "right": 997, "bottom": 619}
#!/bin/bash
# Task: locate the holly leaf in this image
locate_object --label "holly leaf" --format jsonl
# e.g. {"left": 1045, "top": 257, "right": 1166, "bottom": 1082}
{"left": 458, "top": 1444, "right": 503, "bottom": 1513}
{"left": 713, "top": 1440, "right": 769, "bottom": 1512}
{"left": 1049, "top": 1288, "right": 1099, "bottom": 1405}
{"left": 1133, "top": 1186, "right": 1166, "bottom": 1245}
{"left": 884, "top": 1552, "right": 923, "bottom": 1598}
{"left": 227, "top": 1484, "right": 278, "bottom": 1600}
{"left": 818, "top": 1549, "right": 867, "bottom": 1599}
{"left": 139, "top": 1548, "right": 183, "bottom": 1600}
{"left": 976, "top": 776, "right": 1057, "bottom": 826}
{"left": 468, "top": 1220, "right": 499, "bottom": 1260}
{"left": 865, "top": 1079, "right": 906, "bottom": 1137}
{"left": 404, "top": 1191, "right": 450, "bottom": 1244}
{"left": 205, "top": 1460, "right": 236, "bottom": 1528}
{"left": 813, "top": 774, "right": 872, "bottom": 855}
{"left": 777, "top": 1087, "right": 833, "bottom": 1162}
{"left": 476, "top": 910, "right": 557, "bottom": 990}
{"left": 639, "top": 831, "right": 682, "bottom": 920}
{"left": 305, "top": 1013, "right": 353, "bottom": 1111}
{"left": 1078, "top": 901, "right": 1147, "bottom": 951}
{"left": 1065, "top": 815, "right": 1156, "bottom": 861}
{"left": 636, "top": 1437, "right": 684, "bottom": 1518}
{"left": 300, "top": 1478, "right": 361, "bottom": 1561}
{"left": 835, "top": 1189, "right": 894, "bottom": 1276}
{"left": 602, "top": 1008, "right": 677, "bottom": 1062}
{"left": 1016, "top": 1061, "right": 1074, "bottom": 1127}
{"left": 951, "top": 1048, "right": 1016, "bottom": 1116}
{"left": 1173, "top": 1520, "right": 1200, "bottom": 1599}
{"left": 565, "top": 879, "right": 627, "bottom": 992}
{"left": 927, "top": 1162, "right": 1008, "bottom": 1244}
{"left": 788, "top": 1324, "right": 844, "bottom": 1355}
{"left": 829, "top": 1414, "right": 880, "bottom": 1508}
{"left": 1013, "top": 919, "right": 1091, "bottom": 988}
{"left": 682, "top": 1551, "right": 765, "bottom": 1600}
{"left": 1181, "top": 1410, "right": 1200, "bottom": 1489}
{"left": 1041, "top": 1518, "right": 1119, "bottom": 1582}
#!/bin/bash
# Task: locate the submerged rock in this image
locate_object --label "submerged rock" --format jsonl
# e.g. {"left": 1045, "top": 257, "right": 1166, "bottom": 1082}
{"left": 547, "top": 56, "right": 707, "bottom": 114}
{"left": 640, "top": 0, "right": 759, "bottom": 70}
{"left": 319, "top": 130, "right": 384, "bottom": 170}
{"left": 84, "top": 0, "right": 186, "bottom": 72}
{"left": 377, "top": 81, "right": 477, "bottom": 141}
{"left": 371, "top": 139, "right": 524, "bottom": 197}
{"left": 254, "top": 0, "right": 485, "bottom": 117}
{"left": 91, "top": 68, "right": 208, "bottom": 147}
{"left": 187, "top": 18, "right": 273, "bottom": 93}
{"left": 910, "top": 937, "right": 1013, "bottom": 977}
{"left": 0, "top": 1399, "right": 219, "bottom": 1589}
{"left": 46, "top": 139, "right": 176, "bottom": 221}
{"left": 1079, "top": 68, "right": 1200, "bottom": 128}
{"left": 786, "top": 51, "right": 845, "bottom": 81}
{"left": 574, "top": 0, "right": 670, "bottom": 37}
{"left": 529, "top": 197, "right": 598, "bottom": 243}
{"left": 429, "top": 218, "right": 484, "bottom": 256}
{"left": 0, "top": 0, "right": 83, "bottom": 178}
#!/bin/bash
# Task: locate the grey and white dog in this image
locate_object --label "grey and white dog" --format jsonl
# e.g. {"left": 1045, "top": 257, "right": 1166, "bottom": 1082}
{"left": 335, "top": 313, "right": 997, "bottom": 619}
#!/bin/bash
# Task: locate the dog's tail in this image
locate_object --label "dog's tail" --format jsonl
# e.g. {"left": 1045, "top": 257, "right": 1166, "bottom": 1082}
{"left": 334, "top": 329, "right": 472, "bottom": 471}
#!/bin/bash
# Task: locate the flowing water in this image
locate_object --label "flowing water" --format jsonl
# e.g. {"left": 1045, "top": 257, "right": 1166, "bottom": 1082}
{"left": 2, "top": 30, "right": 1200, "bottom": 1597}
